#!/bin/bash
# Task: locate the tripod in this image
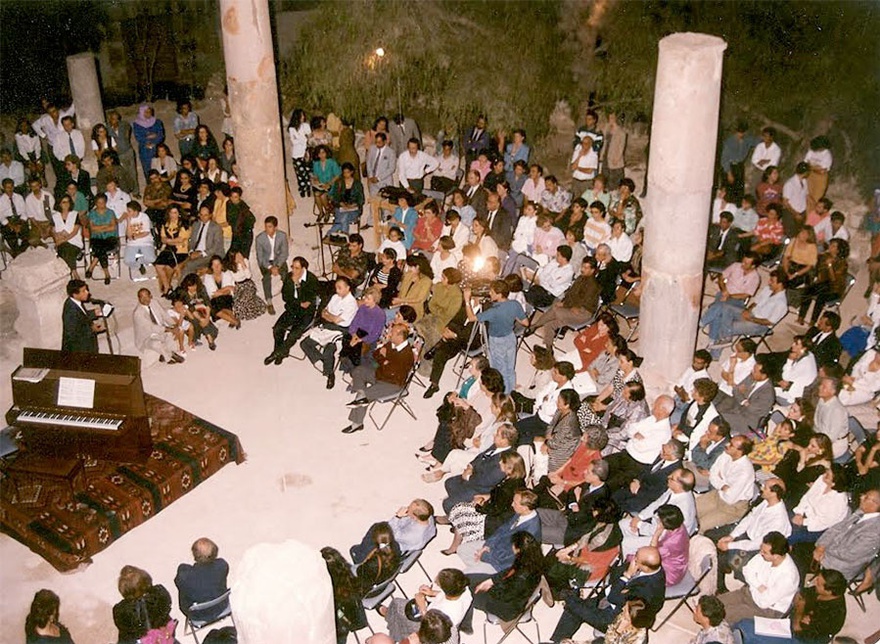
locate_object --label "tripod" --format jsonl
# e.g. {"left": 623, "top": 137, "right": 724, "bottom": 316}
{"left": 303, "top": 219, "right": 336, "bottom": 278}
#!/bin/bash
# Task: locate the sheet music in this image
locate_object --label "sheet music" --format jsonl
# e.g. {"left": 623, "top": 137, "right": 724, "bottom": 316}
{"left": 57, "top": 377, "right": 96, "bottom": 409}
{"left": 754, "top": 617, "right": 792, "bottom": 638}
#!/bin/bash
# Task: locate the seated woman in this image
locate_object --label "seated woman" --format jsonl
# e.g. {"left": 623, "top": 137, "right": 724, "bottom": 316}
{"left": 321, "top": 547, "right": 367, "bottom": 644}
{"left": 429, "top": 236, "right": 460, "bottom": 280}
{"left": 503, "top": 211, "right": 562, "bottom": 276}
{"left": 648, "top": 504, "right": 689, "bottom": 586}
{"left": 600, "top": 381, "right": 651, "bottom": 456}
{"left": 363, "top": 247, "right": 403, "bottom": 309}
{"left": 153, "top": 206, "right": 190, "bottom": 298}
{"left": 579, "top": 348, "right": 643, "bottom": 428}
{"left": 781, "top": 225, "right": 819, "bottom": 290}
{"left": 380, "top": 569, "right": 471, "bottom": 643}
{"left": 311, "top": 145, "right": 341, "bottom": 217}
{"left": 533, "top": 424, "right": 609, "bottom": 505}
{"left": 228, "top": 250, "right": 266, "bottom": 321}
{"left": 604, "top": 598, "right": 653, "bottom": 644}
{"left": 366, "top": 609, "right": 452, "bottom": 644}
{"left": 798, "top": 238, "right": 849, "bottom": 326}
{"left": 509, "top": 200, "right": 539, "bottom": 256}
{"left": 150, "top": 143, "right": 178, "bottom": 183}
{"left": 471, "top": 531, "right": 545, "bottom": 622}
{"left": 470, "top": 216, "right": 499, "bottom": 262}
{"left": 545, "top": 497, "right": 622, "bottom": 598}
{"left": 353, "top": 522, "right": 401, "bottom": 595}
{"left": 180, "top": 272, "right": 218, "bottom": 350}
{"left": 338, "top": 287, "right": 386, "bottom": 372}
{"left": 775, "top": 432, "right": 833, "bottom": 508}
{"left": 541, "top": 389, "right": 584, "bottom": 475}
{"left": 578, "top": 335, "right": 628, "bottom": 399}
{"left": 412, "top": 201, "right": 443, "bottom": 255}
{"left": 747, "top": 203, "right": 785, "bottom": 260}
{"left": 170, "top": 169, "right": 197, "bottom": 223}
{"left": 52, "top": 195, "right": 83, "bottom": 279}
{"left": 25, "top": 589, "right": 75, "bottom": 644}
{"left": 85, "top": 193, "right": 120, "bottom": 285}
{"left": 789, "top": 464, "right": 850, "bottom": 545}
{"left": 327, "top": 162, "right": 364, "bottom": 237}
{"left": 389, "top": 255, "right": 433, "bottom": 322}
{"left": 443, "top": 451, "right": 526, "bottom": 555}
{"left": 416, "top": 267, "right": 464, "bottom": 353}
{"left": 203, "top": 255, "right": 240, "bottom": 330}
{"left": 570, "top": 312, "right": 620, "bottom": 375}
{"left": 112, "top": 565, "right": 174, "bottom": 644}
{"left": 839, "top": 346, "right": 880, "bottom": 406}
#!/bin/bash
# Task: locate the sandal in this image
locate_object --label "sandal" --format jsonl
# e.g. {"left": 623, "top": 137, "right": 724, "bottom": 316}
{"left": 421, "top": 470, "right": 445, "bottom": 483}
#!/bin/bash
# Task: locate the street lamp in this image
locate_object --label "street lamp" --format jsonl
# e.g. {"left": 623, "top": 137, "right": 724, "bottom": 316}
{"left": 373, "top": 46, "right": 402, "bottom": 117}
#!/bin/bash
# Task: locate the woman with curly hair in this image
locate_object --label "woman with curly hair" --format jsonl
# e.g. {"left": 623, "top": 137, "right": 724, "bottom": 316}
{"left": 25, "top": 589, "right": 75, "bottom": 644}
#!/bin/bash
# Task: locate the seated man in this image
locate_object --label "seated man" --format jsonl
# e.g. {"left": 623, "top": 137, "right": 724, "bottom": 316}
{"left": 182, "top": 205, "right": 224, "bottom": 276}
{"left": 803, "top": 311, "right": 843, "bottom": 368}
{"left": 547, "top": 546, "right": 666, "bottom": 643}
{"left": 537, "top": 458, "right": 610, "bottom": 547}
{"left": 350, "top": 499, "right": 436, "bottom": 563}
{"left": 772, "top": 335, "right": 818, "bottom": 406}
{"left": 715, "top": 356, "right": 775, "bottom": 436}
{"left": 792, "top": 487, "right": 880, "bottom": 581}
{"left": 458, "top": 488, "right": 541, "bottom": 576}
{"left": 300, "top": 276, "right": 358, "bottom": 389}
{"left": 620, "top": 467, "right": 698, "bottom": 556}
{"left": 689, "top": 595, "right": 734, "bottom": 644}
{"left": 813, "top": 376, "right": 850, "bottom": 460}
{"left": 719, "top": 531, "right": 800, "bottom": 626}
{"left": 670, "top": 350, "right": 712, "bottom": 425}
{"left": 613, "top": 439, "right": 685, "bottom": 513}
{"left": 526, "top": 257, "right": 601, "bottom": 349}
{"left": 706, "top": 211, "right": 742, "bottom": 269}
{"left": 696, "top": 436, "right": 756, "bottom": 532}
{"left": 604, "top": 395, "right": 674, "bottom": 490}
{"left": 343, "top": 323, "right": 415, "bottom": 434}
{"left": 683, "top": 417, "right": 731, "bottom": 489}
{"left": 132, "top": 287, "right": 184, "bottom": 365}
{"left": 708, "top": 270, "right": 788, "bottom": 358}
{"left": 701, "top": 252, "right": 762, "bottom": 333}
{"left": 264, "top": 256, "right": 319, "bottom": 366}
{"left": 513, "top": 360, "right": 575, "bottom": 445}
{"left": 331, "top": 233, "right": 371, "bottom": 290}
{"left": 708, "top": 478, "right": 792, "bottom": 592}
{"left": 174, "top": 537, "right": 229, "bottom": 618}
{"left": 0, "top": 178, "right": 29, "bottom": 258}
{"left": 442, "top": 424, "right": 518, "bottom": 514}
{"left": 522, "top": 245, "right": 574, "bottom": 309}
{"left": 122, "top": 200, "right": 157, "bottom": 274}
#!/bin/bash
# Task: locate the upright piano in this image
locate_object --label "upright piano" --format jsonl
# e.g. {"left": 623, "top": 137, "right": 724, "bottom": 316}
{"left": 6, "top": 348, "right": 153, "bottom": 463}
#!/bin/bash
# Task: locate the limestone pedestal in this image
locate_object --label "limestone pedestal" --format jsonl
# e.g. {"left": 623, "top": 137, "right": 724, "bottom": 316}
{"left": 640, "top": 33, "right": 727, "bottom": 382}
{"left": 220, "top": 0, "right": 289, "bottom": 234}
{"left": 5, "top": 248, "right": 72, "bottom": 350}
{"left": 66, "top": 53, "right": 105, "bottom": 176}
{"left": 233, "top": 539, "right": 335, "bottom": 644}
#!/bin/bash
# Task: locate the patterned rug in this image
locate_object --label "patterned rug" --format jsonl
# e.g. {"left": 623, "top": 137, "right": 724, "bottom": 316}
{"left": 0, "top": 394, "right": 245, "bottom": 572}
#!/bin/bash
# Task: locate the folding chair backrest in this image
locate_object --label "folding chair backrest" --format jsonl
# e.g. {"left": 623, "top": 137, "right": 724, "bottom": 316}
{"left": 848, "top": 416, "right": 867, "bottom": 446}
{"left": 188, "top": 589, "right": 233, "bottom": 627}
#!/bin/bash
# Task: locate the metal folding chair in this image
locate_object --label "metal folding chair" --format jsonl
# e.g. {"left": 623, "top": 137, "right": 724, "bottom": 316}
{"left": 183, "top": 589, "right": 235, "bottom": 644}
{"left": 480, "top": 577, "right": 545, "bottom": 644}
{"left": 366, "top": 335, "right": 425, "bottom": 431}
{"left": 651, "top": 542, "right": 715, "bottom": 631}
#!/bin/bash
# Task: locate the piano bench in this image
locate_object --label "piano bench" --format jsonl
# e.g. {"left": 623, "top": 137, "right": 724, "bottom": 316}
{"left": 4, "top": 453, "right": 85, "bottom": 504}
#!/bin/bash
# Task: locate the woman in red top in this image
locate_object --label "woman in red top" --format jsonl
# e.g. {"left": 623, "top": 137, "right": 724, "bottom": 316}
{"left": 412, "top": 202, "right": 443, "bottom": 253}
{"left": 573, "top": 312, "right": 619, "bottom": 373}
{"left": 755, "top": 166, "right": 783, "bottom": 216}
{"left": 748, "top": 202, "right": 785, "bottom": 260}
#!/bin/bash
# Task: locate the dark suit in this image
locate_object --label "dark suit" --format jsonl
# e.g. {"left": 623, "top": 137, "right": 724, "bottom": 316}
{"left": 804, "top": 326, "right": 842, "bottom": 367}
{"left": 464, "top": 126, "right": 491, "bottom": 161}
{"left": 613, "top": 459, "right": 683, "bottom": 514}
{"left": 174, "top": 558, "right": 229, "bottom": 618}
{"left": 183, "top": 219, "right": 224, "bottom": 275}
{"left": 443, "top": 447, "right": 509, "bottom": 513}
{"left": 465, "top": 185, "right": 488, "bottom": 219}
{"left": 715, "top": 376, "right": 775, "bottom": 436}
{"left": 707, "top": 224, "right": 741, "bottom": 268}
{"left": 550, "top": 565, "right": 666, "bottom": 641}
{"left": 486, "top": 207, "right": 513, "bottom": 250}
{"left": 482, "top": 512, "right": 542, "bottom": 572}
{"left": 62, "top": 297, "right": 97, "bottom": 353}
{"left": 536, "top": 482, "right": 611, "bottom": 546}
{"left": 272, "top": 270, "right": 320, "bottom": 356}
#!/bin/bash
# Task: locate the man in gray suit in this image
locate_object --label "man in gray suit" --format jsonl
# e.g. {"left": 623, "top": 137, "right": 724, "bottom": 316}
{"left": 255, "top": 216, "right": 289, "bottom": 315}
{"left": 183, "top": 205, "right": 223, "bottom": 275}
{"left": 106, "top": 110, "right": 137, "bottom": 189}
{"left": 365, "top": 132, "right": 397, "bottom": 245}
{"left": 715, "top": 356, "right": 775, "bottom": 435}
{"left": 389, "top": 113, "right": 421, "bottom": 157}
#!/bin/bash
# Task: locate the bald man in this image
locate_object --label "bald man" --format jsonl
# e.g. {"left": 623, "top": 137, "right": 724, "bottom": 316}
{"left": 174, "top": 537, "right": 229, "bottom": 618}
{"left": 547, "top": 546, "right": 667, "bottom": 642}
{"left": 604, "top": 395, "right": 675, "bottom": 491}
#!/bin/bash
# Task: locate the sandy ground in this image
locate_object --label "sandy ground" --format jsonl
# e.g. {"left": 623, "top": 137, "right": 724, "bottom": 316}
{"left": 0, "top": 99, "right": 877, "bottom": 643}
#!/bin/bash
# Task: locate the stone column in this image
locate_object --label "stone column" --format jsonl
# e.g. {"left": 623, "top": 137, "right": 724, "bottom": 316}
{"left": 640, "top": 33, "right": 726, "bottom": 380}
{"left": 233, "top": 540, "right": 335, "bottom": 644}
{"left": 5, "top": 248, "right": 71, "bottom": 350}
{"left": 220, "top": 0, "right": 289, "bottom": 234}
{"left": 67, "top": 53, "right": 105, "bottom": 175}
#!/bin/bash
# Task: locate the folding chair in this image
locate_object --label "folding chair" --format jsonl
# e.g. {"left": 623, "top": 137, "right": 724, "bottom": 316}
{"left": 183, "top": 589, "right": 235, "bottom": 644}
{"left": 651, "top": 544, "right": 715, "bottom": 631}
{"left": 760, "top": 237, "right": 790, "bottom": 270}
{"left": 480, "top": 578, "right": 544, "bottom": 644}
{"left": 730, "top": 310, "right": 787, "bottom": 354}
{"left": 821, "top": 273, "right": 857, "bottom": 314}
{"left": 835, "top": 415, "right": 868, "bottom": 464}
{"left": 846, "top": 554, "right": 878, "bottom": 613}
{"left": 366, "top": 335, "right": 424, "bottom": 431}
{"left": 608, "top": 282, "right": 640, "bottom": 341}
{"left": 393, "top": 538, "right": 435, "bottom": 598}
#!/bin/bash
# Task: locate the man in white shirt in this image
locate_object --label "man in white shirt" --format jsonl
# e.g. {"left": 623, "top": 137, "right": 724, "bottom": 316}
{"left": 398, "top": 138, "right": 439, "bottom": 195}
{"left": 104, "top": 178, "right": 132, "bottom": 238}
{"left": 774, "top": 336, "right": 818, "bottom": 405}
{"left": 813, "top": 210, "right": 849, "bottom": 249}
{"left": 620, "top": 467, "right": 698, "bottom": 556}
{"left": 0, "top": 178, "right": 29, "bottom": 257}
{"left": 24, "top": 177, "right": 54, "bottom": 245}
{"left": 720, "top": 532, "right": 800, "bottom": 625}
{"left": 748, "top": 127, "right": 781, "bottom": 190}
{"left": 431, "top": 140, "right": 460, "bottom": 194}
{"left": 696, "top": 436, "right": 756, "bottom": 532}
{"left": 514, "top": 361, "right": 575, "bottom": 444}
{"left": 524, "top": 245, "right": 574, "bottom": 308}
{"left": 123, "top": 201, "right": 157, "bottom": 274}
{"left": 814, "top": 377, "right": 850, "bottom": 459}
{"left": 711, "top": 478, "right": 791, "bottom": 591}
{"left": 708, "top": 269, "right": 788, "bottom": 356}
{"left": 782, "top": 161, "right": 810, "bottom": 232}
{"left": 0, "top": 149, "right": 25, "bottom": 190}
{"left": 605, "top": 395, "right": 674, "bottom": 490}
{"left": 132, "top": 288, "right": 183, "bottom": 364}
{"left": 300, "top": 276, "right": 358, "bottom": 389}
{"left": 52, "top": 116, "right": 86, "bottom": 163}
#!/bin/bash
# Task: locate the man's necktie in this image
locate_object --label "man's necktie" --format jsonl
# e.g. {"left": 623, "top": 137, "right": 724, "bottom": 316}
{"left": 43, "top": 195, "right": 51, "bottom": 220}
{"left": 488, "top": 210, "right": 496, "bottom": 229}
{"left": 148, "top": 305, "right": 159, "bottom": 326}
{"left": 194, "top": 223, "right": 205, "bottom": 249}
{"left": 372, "top": 149, "right": 381, "bottom": 177}
{"left": 68, "top": 134, "right": 76, "bottom": 156}
{"left": 9, "top": 194, "right": 18, "bottom": 217}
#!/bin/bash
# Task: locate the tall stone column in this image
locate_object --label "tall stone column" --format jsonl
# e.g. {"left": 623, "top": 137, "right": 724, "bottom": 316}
{"left": 220, "top": 0, "right": 289, "bottom": 234}
{"left": 640, "top": 33, "right": 726, "bottom": 380}
{"left": 66, "top": 53, "right": 105, "bottom": 175}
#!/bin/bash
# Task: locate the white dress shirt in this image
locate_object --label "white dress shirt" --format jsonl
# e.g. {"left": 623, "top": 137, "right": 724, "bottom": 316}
{"left": 751, "top": 142, "right": 781, "bottom": 170}
{"left": 440, "top": 222, "right": 470, "bottom": 252}
{"left": 815, "top": 396, "right": 849, "bottom": 459}
{"left": 24, "top": 190, "right": 55, "bottom": 222}
{"left": 0, "top": 192, "right": 26, "bottom": 226}
{"left": 676, "top": 367, "right": 710, "bottom": 395}
{"left": 15, "top": 132, "right": 41, "bottom": 159}
{"left": 625, "top": 415, "right": 672, "bottom": 464}
{"left": 750, "top": 286, "right": 788, "bottom": 325}
{"left": 0, "top": 160, "right": 25, "bottom": 187}
{"left": 52, "top": 128, "right": 86, "bottom": 161}
{"left": 434, "top": 152, "right": 460, "bottom": 180}
{"left": 534, "top": 380, "right": 574, "bottom": 425}
{"left": 105, "top": 189, "right": 131, "bottom": 223}
{"left": 742, "top": 554, "right": 800, "bottom": 613}
{"left": 783, "top": 175, "right": 808, "bottom": 214}
{"left": 398, "top": 150, "right": 439, "bottom": 189}
{"left": 709, "top": 452, "right": 756, "bottom": 505}
{"left": 607, "top": 232, "right": 633, "bottom": 263}
{"left": 325, "top": 293, "right": 358, "bottom": 327}
{"left": 792, "top": 477, "right": 850, "bottom": 532}
{"left": 536, "top": 261, "right": 574, "bottom": 298}
{"left": 719, "top": 355, "right": 755, "bottom": 397}
{"left": 774, "top": 353, "right": 817, "bottom": 402}
{"left": 638, "top": 489, "right": 698, "bottom": 535}
{"left": 729, "top": 500, "right": 792, "bottom": 551}
{"left": 570, "top": 147, "right": 599, "bottom": 181}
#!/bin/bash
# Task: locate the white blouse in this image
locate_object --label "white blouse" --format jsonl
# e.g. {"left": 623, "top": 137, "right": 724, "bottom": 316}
{"left": 203, "top": 270, "right": 235, "bottom": 298}
{"left": 792, "top": 476, "right": 850, "bottom": 532}
{"left": 52, "top": 210, "right": 83, "bottom": 248}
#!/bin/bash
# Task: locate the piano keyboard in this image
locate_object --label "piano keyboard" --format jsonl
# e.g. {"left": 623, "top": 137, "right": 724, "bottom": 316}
{"left": 16, "top": 409, "right": 124, "bottom": 431}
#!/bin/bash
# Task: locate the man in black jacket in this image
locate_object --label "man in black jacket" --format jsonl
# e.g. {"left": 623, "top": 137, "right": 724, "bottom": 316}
{"left": 62, "top": 279, "right": 98, "bottom": 353}
{"left": 264, "top": 256, "right": 319, "bottom": 365}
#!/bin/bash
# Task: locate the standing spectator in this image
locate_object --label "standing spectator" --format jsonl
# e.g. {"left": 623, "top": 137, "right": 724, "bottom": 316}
{"left": 502, "top": 128, "right": 530, "bottom": 172}
{"left": 464, "top": 115, "right": 490, "bottom": 166}
{"left": 106, "top": 110, "right": 137, "bottom": 186}
{"left": 748, "top": 127, "right": 782, "bottom": 192}
{"left": 804, "top": 136, "right": 833, "bottom": 212}
{"left": 132, "top": 105, "right": 165, "bottom": 181}
{"left": 254, "top": 215, "right": 288, "bottom": 315}
{"left": 782, "top": 162, "right": 811, "bottom": 234}
{"left": 389, "top": 112, "right": 421, "bottom": 157}
{"left": 173, "top": 100, "right": 199, "bottom": 159}
{"left": 15, "top": 118, "right": 45, "bottom": 184}
{"left": 570, "top": 136, "right": 599, "bottom": 197}
{"left": 719, "top": 122, "right": 757, "bottom": 204}
{"left": 287, "top": 108, "right": 312, "bottom": 198}
{"left": 603, "top": 113, "right": 629, "bottom": 189}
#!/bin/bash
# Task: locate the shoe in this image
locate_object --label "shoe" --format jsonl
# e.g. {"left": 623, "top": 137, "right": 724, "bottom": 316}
{"left": 264, "top": 353, "right": 278, "bottom": 366}
{"left": 421, "top": 470, "right": 445, "bottom": 483}
{"left": 208, "top": 340, "right": 217, "bottom": 351}
{"left": 234, "top": 320, "right": 241, "bottom": 330}
{"left": 347, "top": 397, "right": 369, "bottom": 407}
{"left": 423, "top": 347, "right": 437, "bottom": 361}
{"left": 85, "top": 269, "right": 93, "bottom": 279}
{"left": 423, "top": 384, "right": 439, "bottom": 399}
{"left": 326, "top": 373, "right": 335, "bottom": 389}
{"left": 274, "top": 354, "right": 285, "bottom": 366}
{"left": 139, "top": 264, "right": 146, "bottom": 275}
{"left": 440, "top": 548, "right": 456, "bottom": 556}
{"left": 159, "top": 355, "right": 166, "bottom": 363}
{"left": 171, "top": 352, "right": 185, "bottom": 363}
{"left": 342, "top": 424, "right": 364, "bottom": 434}
{"left": 418, "top": 443, "right": 433, "bottom": 453}
{"left": 104, "top": 276, "right": 111, "bottom": 285}
{"left": 267, "top": 304, "right": 276, "bottom": 315}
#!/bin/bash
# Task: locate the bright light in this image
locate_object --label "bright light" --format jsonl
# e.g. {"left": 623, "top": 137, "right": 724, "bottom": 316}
{"left": 375, "top": 47, "right": 385, "bottom": 58}
{"left": 473, "top": 256, "right": 485, "bottom": 271}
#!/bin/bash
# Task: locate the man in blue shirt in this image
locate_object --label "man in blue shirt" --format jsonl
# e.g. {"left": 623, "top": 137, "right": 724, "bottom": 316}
{"left": 464, "top": 279, "right": 525, "bottom": 393}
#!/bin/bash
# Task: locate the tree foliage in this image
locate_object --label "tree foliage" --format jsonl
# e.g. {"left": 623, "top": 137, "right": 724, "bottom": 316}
{"left": 279, "top": 0, "right": 577, "bottom": 141}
